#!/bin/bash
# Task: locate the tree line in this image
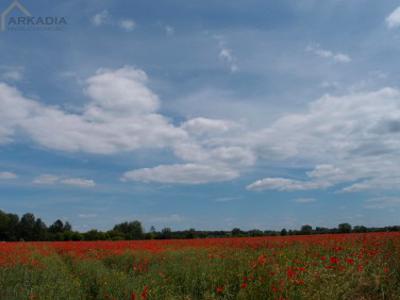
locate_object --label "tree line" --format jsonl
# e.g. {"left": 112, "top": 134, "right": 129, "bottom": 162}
{"left": 1, "top": 209, "right": 399, "bottom": 242}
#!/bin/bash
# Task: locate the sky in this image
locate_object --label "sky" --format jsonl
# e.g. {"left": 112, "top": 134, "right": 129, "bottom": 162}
{"left": 1, "top": 0, "right": 400, "bottom": 232}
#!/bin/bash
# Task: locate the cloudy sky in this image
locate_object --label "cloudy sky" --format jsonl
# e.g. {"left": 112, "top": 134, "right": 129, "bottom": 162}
{"left": 1, "top": 0, "right": 400, "bottom": 231}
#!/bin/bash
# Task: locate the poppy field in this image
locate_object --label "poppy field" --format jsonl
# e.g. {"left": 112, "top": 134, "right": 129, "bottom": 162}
{"left": 1, "top": 233, "right": 400, "bottom": 300}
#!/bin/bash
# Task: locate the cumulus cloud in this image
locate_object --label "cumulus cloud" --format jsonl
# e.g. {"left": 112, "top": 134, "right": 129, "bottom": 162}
{"left": 248, "top": 88, "right": 400, "bottom": 193}
{"left": 0, "top": 66, "right": 257, "bottom": 185}
{"left": 0, "top": 171, "right": 17, "bottom": 180}
{"left": 215, "top": 196, "right": 239, "bottom": 202}
{"left": 294, "top": 198, "right": 316, "bottom": 203}
{"left": 386, "top": 7, "right": 400, "bottom": 29}
{"left": 61, "top": 178, "right": 96, "bottom": 188}
{"left": 118, "top": 19, "right": 136, "bottom": 31}
{"left": 33, "top": 174, "right": 96, "bottom": 188}
{"left": 219, "top": 48, "right": 238, "bottom": 72}
{"left": 215, "top": 36, "right": 238, "bottom": 72}
{"left": 91, "top": 10, "right": 110, "bottom": 26}
{"left": 91, "top": 11, "right": 135, "bottom": 32}
{"left": 3, "top": 64, "right": 400, "bottom": 190}
{"left": 0, "top": 66, "right": 185, "bottom": 154}
{"left": 181, "top": 117, "right": 238, "bottom": 136}
{"left": 78, "top": 213, "right": 97, "bottom": 218}
{"left": 165, "top": 25, "right": 175, "bottom": 36}
{"left": 0, "top": 66, "right": 24, "bottom": 82}
{"left": 122, "top": 163, "right": 239, "bottom": 184}
{"left": 33, "top": 174, "right": 59, "bottom": 185}
{"left": 364, "top": 197, "right": 400, "bottom": 209}
{"left": 247, "top": 177, "right": 328, "bottom": 191}
{"left": 148, "top": 214, "right": 184, "bottom": 224}
{"left": 306, "top": 44, "right": 351, "bottom": 63}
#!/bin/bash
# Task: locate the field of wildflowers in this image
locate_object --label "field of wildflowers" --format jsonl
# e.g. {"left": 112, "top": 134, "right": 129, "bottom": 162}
{"left": 1, "top": 233, "right": 400, "bottom": 299}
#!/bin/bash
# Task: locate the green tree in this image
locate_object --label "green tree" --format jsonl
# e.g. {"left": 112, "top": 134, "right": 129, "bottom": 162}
{"left": 49, "top": 220, "right": 65, "bottom": 234}
{"left": 300, "top": 225, "right": 313, "bottom": 235}
{"left": 18, "top": 213, "right": 36, "bottom": 241}
{"left": 33, "top": 218, "right": 47, "bottom": 241}
{"left": 113, "top": 221, "right": 144, "bottom": 240}
{"left": 161, "top": 227, "right": 172, "bottom": 239}
{"left": 0, "top": 210, "right": 13, "bottom": 240}
{"left": 231, "top": 228, "right": 242, "bottom": 236}
{"left": 338, "top": 223, "right": 352, "bottom": 233}
{"left": 185, "top": 228, "right": 196, "bottom": 239}
{"left": 64, "top": 221, "right": 72, "bottom": 232}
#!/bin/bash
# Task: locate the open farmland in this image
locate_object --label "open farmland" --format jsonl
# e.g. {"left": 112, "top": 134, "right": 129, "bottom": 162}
{"left": 1, "top": 233, "right": 400, "bottom": 300}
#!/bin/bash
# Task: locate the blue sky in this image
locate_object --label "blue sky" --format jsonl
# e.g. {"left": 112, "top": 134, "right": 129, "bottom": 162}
{"left": 1, "top": 0, "right": 400, "bottom": 232}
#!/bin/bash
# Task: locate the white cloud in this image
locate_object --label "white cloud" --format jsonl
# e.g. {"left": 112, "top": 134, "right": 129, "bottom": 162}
{"left": 294, "top": 198, "right": 316, "bottom": 203}
{"left": 219, "top": 48, "right": 239, "bottom": 72}
{"left": 215, "top": 196, "right": 240, "bottom": 202}
{"left": 173, "top": 143, "right": 255, "bottom": 168}
{"left": 0, "top": 66, "right": 186, "bottom": 154}
{"left": 364, "top": 197, "right": 400, "bottom": 209}
{"left": 247, "top": 165, "right": 348, "bottom": 191}
{"left": 181, "top": 117, "right": 238, "bottom": 136}
{"left": 148, "top": 214, "right": 184, "bottom": 224}
{"left": 0, "top": 171, "right": 17, "bottom": 180}
{"left": 33, "top": 174, "right": 59, "bottom": 185}
{"left": 386, "top": 7, "right": 400, "bottom": 29}
{"left": 247, "top": 177, "right": 328, "bottom": 191}
{"left": 216, "top": 36, "right": 239, "bottom": 72}
{"left": 118, "top": 19, "right": 136, "bottom": 31}
{"left": 3, "top": 64, "right": 400, "bottom": 191}
{"left": 176, "top": 118, "right": 254, "bottom": 169}
{"left": 85, "top": 67, "right": 159, "bottom": 114}
{"left": 91, "top": 12, "right": 135, "bottom": 32}
{"left": 61, "top": 178, "right": 96, "bottom": 188}
{"left": 306, "top": 44, "right": 351, "bottom": 63}
{"left": 91, "top": 10, "right": 109, "bottom": 26}
{"left": 33, "top": 174, "right": 95, "bottom": 188}
{"left": 165, "top": 25, "right": 175, "bottom": 36}
{"left": 122, "top": 163, "right": 239, "bottom": 184}
{"left": 0, "top": 66, "right": 24, "bottom": 82}
{"left": 78, "top": 213, "right": 97, "bottom": 218}
{"left": 342, "top": 176, "right": 400, "bottom": 193}
{"left": 249, "top": 88, "right": 400, "bottom": 193}
{"left": 0, "top": 66, "right": 256, "bottom": 185}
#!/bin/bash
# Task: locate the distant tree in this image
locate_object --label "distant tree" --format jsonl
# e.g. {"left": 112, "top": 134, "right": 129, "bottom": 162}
{"left": 353, "top": 225, "right": 367, "bottom": 233}
{"left": 64, "top": 221, "right": 72, "bottom": 232}
{"left": 6, "top": 213, "right": 19, "bottom": 241}
{"left": 185, "top": 228, "right": 196, "bottom": 239}
{"left": 144, "top": 226, "right": 157, "bottom": 240}
{"left": 106, "top": 230, "right": 125, "bottom": 241}
{"left": 113, "top": 221, "right": 144, "bottom": 240}
{"left": 231, "top": 228, "right": 242, "bottom": 236}
{"left": 300, "top": 225, "right": 313, "bottom": 235}
{"left": 280, "top": 228, "right": 288, "bottom": 236}
{"left": 19, "top": 213, "right": 36, "bottom": 241}
{"left": 338, "top": 223, "right": 352, "bottom": 233}
{"left": 249, "top": 229, "right": 263, "bottom": 237}
{"left": 33, "top": 218, "right": 47, "bottom": 241}
{"left": 160, "top": 227, "right": 172, "bottom": 239}
{"left": 71, "top": 231, "right": 83, "bottom": 241}
{"left": 49, "top": 220, "right": 65, "bottom": 234}
{"left": 84, "top": 230, "right": 106, "bottom": 241}
{"left": 0, "top": 210, "right": 16, "bottom": 240}
{"left": 315, "top": 227, "right": 329, "bottom": 234}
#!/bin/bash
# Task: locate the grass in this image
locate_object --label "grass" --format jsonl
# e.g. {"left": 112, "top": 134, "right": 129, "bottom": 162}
{"left": 1, "top": 233, "right": 400, "bottom": 299}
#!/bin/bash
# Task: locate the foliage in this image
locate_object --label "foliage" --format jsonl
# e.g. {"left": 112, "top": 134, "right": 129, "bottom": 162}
{"left": 2, "top": 209, "right": 400, "bottom": 242}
